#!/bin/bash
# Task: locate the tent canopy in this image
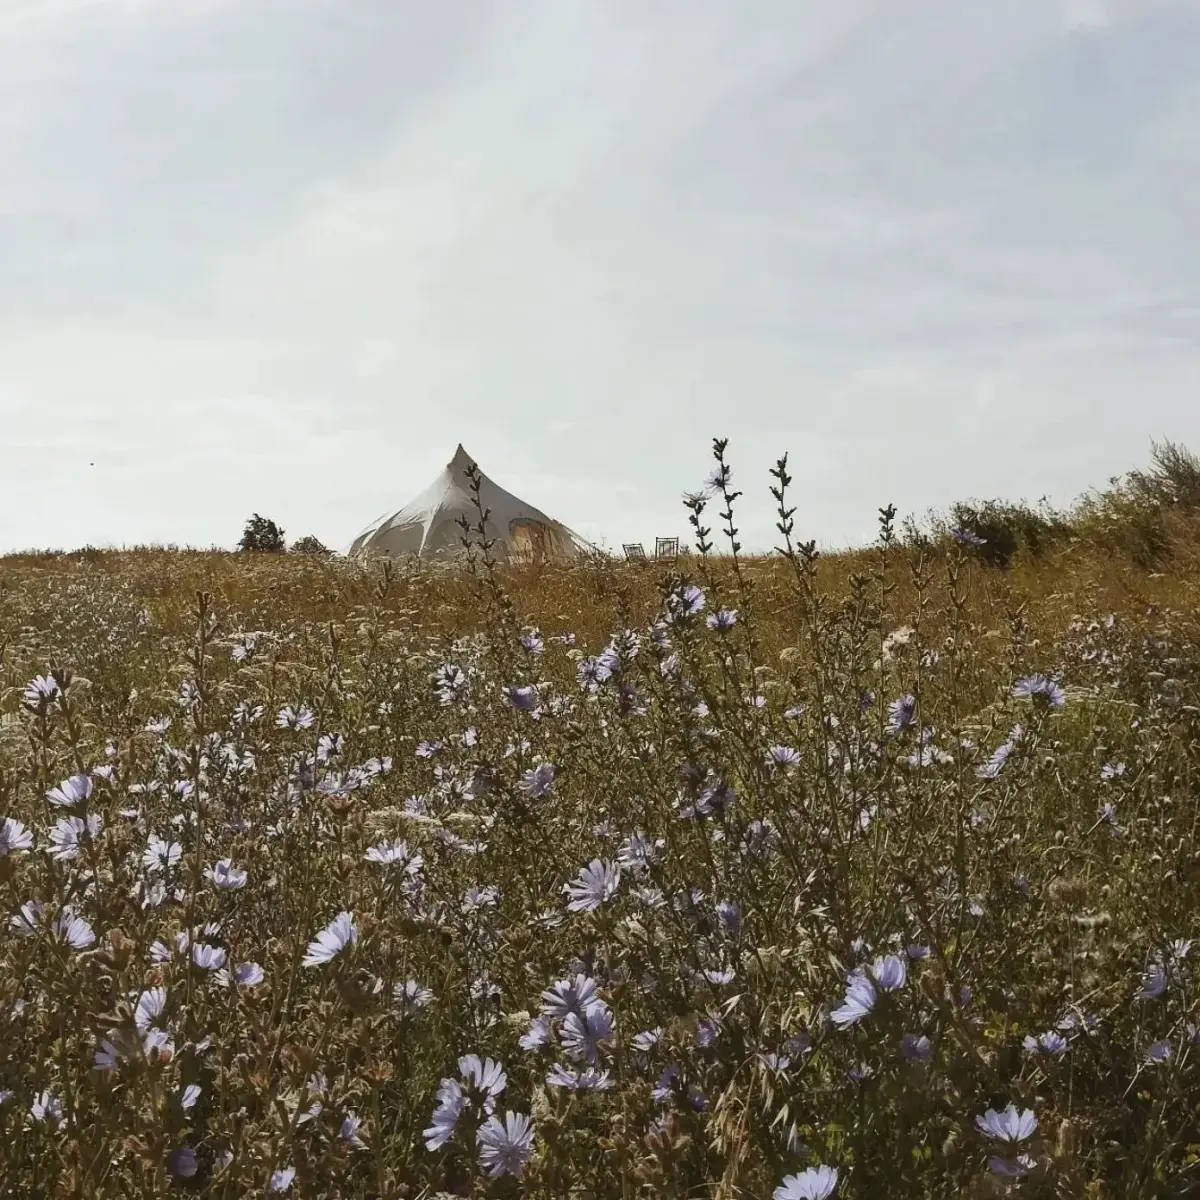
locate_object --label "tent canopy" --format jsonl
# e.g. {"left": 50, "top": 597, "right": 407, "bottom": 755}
{"left": 349, "top": 445, "right": 591, "bottom": 562}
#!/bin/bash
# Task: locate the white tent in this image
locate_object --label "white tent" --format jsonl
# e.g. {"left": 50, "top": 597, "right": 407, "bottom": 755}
{"left": 348, "top": 444, "right": 592, "bottom": 562}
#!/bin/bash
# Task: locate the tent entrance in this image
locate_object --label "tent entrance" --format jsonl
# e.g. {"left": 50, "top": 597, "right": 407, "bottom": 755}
{"left": 509, "top": 519, "right": 564, "bottom": 562}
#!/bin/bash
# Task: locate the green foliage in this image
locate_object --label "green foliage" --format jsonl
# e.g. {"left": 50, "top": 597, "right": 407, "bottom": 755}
{"left": 927, "top": 441, "right": 1200, "bottom": 571}
{"left": 290, "top": 535, "right": 332, "bottom": 557}
{"left": 946, "top": 498, "right": 1072, "bottom": 568}
{"left": 239, "top": 513, "right": 286, "bottom": 553}
{"left": 1073, "top": 440, "right": 1200, "bottom": 568}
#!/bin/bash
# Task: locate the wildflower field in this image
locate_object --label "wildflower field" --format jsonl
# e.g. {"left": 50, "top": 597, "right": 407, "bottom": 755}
{"left": 3, "top": 446, "right": 1200, "bottom": 1198}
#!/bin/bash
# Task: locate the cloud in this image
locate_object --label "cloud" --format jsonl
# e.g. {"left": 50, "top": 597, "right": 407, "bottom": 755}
{"left": 2, "top": 0, "right": 1200, "bottom": 553}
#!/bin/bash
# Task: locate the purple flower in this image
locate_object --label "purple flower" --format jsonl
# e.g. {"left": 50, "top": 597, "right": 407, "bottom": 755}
{"left": 632, "top": 1028, "right": 662, "bottom": 1055}
{"left": 476, "top": 1111, "right": 534, "bottom": 1178}
{"left": 207, "top": 860, "right": 247, "bottom": 890}
{"left": 0, "top": 818, "right": 33, "bottom": 856}
{"left": 952, "top": 527, "right": 987, "bottom": 546}
{"left": 546, "top": 1064, "right": 612, "bottom": 1090}
{"left": 1012, "top": 674, "right": 1065, "bottom": 707}
{"left": 29, "top": 1090, "right": 62, "bottom": 1125}
{"left": 168, "top": 1148, "right": 198, "bottom": 1179}
{"left": 1023, "top": 1031, "right": 1068, "bottom": 1056}
{"left": 46, "top": 773, "right": 93, "bottom": 808}
{"left": 143, "top": 1027, "right": 175, "bottom": 1061}
{"left": 716, "top": 900, "right": 742, "bottom": 935}
{"left": 23, "top": 674, "right": 60, "bottom": 709}
{"left": 135, "top": 986, "right": 168, "bottom": 1032}
{"left": 520, "top": 1015, "right": 553, "bottom": 1050}
{"left": 233, "top": 961, "right": 265, "bottom": 987}
{"left": 315, "top": 732, "right": 343, "bottom": 761}
{"left": 143, "top": 836, "right": 182, "bottom": 873}
{"left": 977, "top": 726, "right": 1022, "bottom": 778}
{"left": 518, "top": 763, "right": 557, "bottom": 798}
{"left": 871, "top": 954, "right": 908, "bottom": 991}
{"left": 302, "top": 912, "right": 357, "bottom": 967}
{"left": 423, "top": 1079, "right": 465, "bottom": 1149}
{"left": 886, "top": 694, "right": 916, "bottom": 734}
{"left": 576, "top": 657, "right": 604, "bottom": 689}
{"left": 989, "top": 1155, "right": 1035, "bottom": 1177}
{"left": 692, "top": 777, "right": 736, "bottom": 818}
{"left": 504, "top": 685, "right": 539, "bottom": 712}
{"left": 460, "top": 1055, "right": 507, "bottom": 1108}
{"left": 768, "top": 745, "right": 801, "bottom": 768}
{"left": 94, "top": 1039, "right": 123, "bottom": 1071}
{"left": 541, "top": 975, "right": 602, "bottom": 1019}
{"left": 1146, "top": 1040, "right": 1172, "bottom": 1064}
{"left": 617, "top": 831, "right": 662, "bottom": 873}
{"left": 53, "top": 908, "right": 96, "bottom": 950}
{"left": 192, "top": 943, "right": 227, "bottom": 971}
{"left": 434, "top": 663, "right": 466, "bottom": 703}
{"left": 364, "top": 839, "right": 422, "bottom": 873}
{"left": 341, "top": 1113, "right": 365, "bottom": 1148}
{"left": 669, "top": 584, "right": 707, "bottom": 620}
{"left": 393, "top": 979, "right": 433, "bottom": 1015}
{"left": 1141, "top": 963, "right": 1168, "bottom": 999}
{"left": 774, "top": 1165, "right": 839, "bottom": 1199}
{"left": 901, "top": 1034, "right": 932, "bottom": 1062}
{"left": 561, "top": 1002, "right": 615, "bottom": 1065}
{"left": 706, "top": 609, "right": 738, "bottom": 631}
{"left": 831, "top": 973, "right": 877, "bottom": 1028}
{"left": 564, "top": 860, "right": 621, "bottom": 912}
{"left": 275, "top": 705, "right": 314, "bottom": 730}
{"left": 976, "top": 1104, "right": 1037, "bottom": 1143}
{"left": 49, "top": 814, "right": 101, "bottom": 861}
{"left": 652, "top": 1064, "right": 681, "bottom": 1102}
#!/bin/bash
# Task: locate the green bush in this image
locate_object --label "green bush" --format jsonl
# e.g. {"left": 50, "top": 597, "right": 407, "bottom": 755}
{"left": 1073, "top": 440, "right": 1200, "bottom": 568}
{"left": 291, "top": 535, "right": 332, "bottom": 557}
{"left": 946, "top": 498, "right": 1071, "bottom": 568}
{"left": 238, "top": 513, "right": 286, "bottom": 553}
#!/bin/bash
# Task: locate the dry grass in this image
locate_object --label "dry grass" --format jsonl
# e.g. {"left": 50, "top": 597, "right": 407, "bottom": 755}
{"left": 1, "top": 463, "right": 1199, "bottom": 1197}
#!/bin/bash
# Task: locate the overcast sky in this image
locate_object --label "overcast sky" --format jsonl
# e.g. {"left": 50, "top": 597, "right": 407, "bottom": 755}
{"left": 3, "top": 0, "right": 1199, "bottom": 554}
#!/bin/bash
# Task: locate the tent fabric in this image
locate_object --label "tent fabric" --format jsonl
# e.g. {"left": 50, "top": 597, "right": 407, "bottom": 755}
{"left": 348, "top": 445, "right": 591, "bottom": 562}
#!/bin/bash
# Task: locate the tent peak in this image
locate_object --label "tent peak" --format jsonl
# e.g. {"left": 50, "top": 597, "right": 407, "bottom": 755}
{"left": 449, "top": 443, "right": 476, "bottom": 471}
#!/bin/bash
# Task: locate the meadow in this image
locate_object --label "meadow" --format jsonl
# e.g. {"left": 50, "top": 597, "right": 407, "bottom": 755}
{"left": 2, "top": 442, "right": 1199, "bottom": 1198}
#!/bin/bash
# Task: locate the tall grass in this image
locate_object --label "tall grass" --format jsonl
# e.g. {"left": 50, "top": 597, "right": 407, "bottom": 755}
{"left": 0, "top": 441, "right": 1198, "bottom": 1197}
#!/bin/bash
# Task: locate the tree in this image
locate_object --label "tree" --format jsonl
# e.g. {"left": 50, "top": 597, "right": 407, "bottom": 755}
{"left": 239, "top": 514, "right": 286, "bottom": 553}
{"left": 291, "top": 535, "right": 332, "bottom": 557}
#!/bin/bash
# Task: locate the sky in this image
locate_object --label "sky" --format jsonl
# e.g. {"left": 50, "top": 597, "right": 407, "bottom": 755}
{"left": 2, "top": 0, "right": 1199, "bottom": 554}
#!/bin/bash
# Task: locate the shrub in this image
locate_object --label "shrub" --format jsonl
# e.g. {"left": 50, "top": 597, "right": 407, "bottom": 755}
{"left": 238, "top": 513, "right": 286, "bottom": 553}
{"left": 291, "top": 535, "right": 332, "bottom": 557}
{"left": 944, "top": 497, "right": 1071, "bottom": 568}
{"left": 1074, "top": 440, "right": 1200, "bottom": 567}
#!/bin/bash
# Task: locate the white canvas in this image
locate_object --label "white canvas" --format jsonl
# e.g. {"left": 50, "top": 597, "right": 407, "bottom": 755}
{"left": 349, "top": 445, "right": 591, "bottom": 562}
